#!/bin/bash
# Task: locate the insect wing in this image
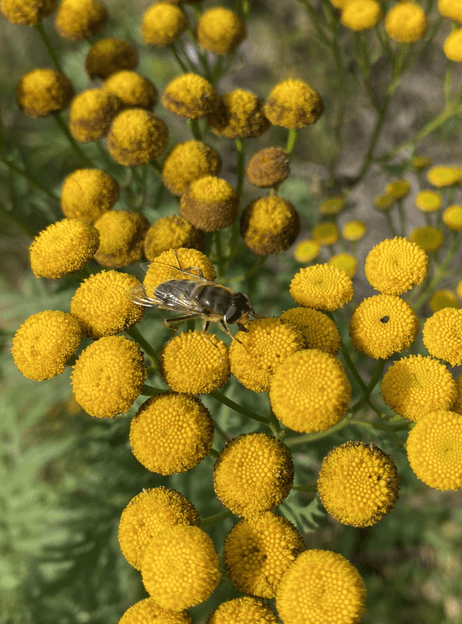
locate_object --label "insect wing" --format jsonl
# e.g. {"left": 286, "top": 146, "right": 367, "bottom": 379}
{"left": 153, "top": 279, "right": 206, "bottom": 314}
{"left": 128, "top": 283, "right": 159, "bottom": 308}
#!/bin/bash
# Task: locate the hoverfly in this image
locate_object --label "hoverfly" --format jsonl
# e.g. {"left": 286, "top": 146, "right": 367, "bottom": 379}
{"left": 130, "top": 250, "right": 259, "bottom": 340}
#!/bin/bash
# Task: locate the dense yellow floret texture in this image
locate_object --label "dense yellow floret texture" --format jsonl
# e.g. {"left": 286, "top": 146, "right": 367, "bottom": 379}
{"left": 240, "top": 196, "right": 300, "bottom": 255}
{"left": 207, "top": 89, "right": 270, "bottom": 139}
{"left": 119, "top": 598, "right": 192, "bottom": 624}
{"left": 264, "top": 79, "right": 324, "bottom": 129}
{"left": 69, "top": 89, "right": 123, "bottom": 142}
{"left": 55, "top": 0, "right": 107, "bottom": 40}
{"left": 60, "top": 169, "right": 119, "bottom": 223}
{"left": 161, "top": 140, "right": 221, "bottom": 195}
{"left": 423, "top": 308, "right": 462, "bottom": 366}
{"left": 280, "top": 307, "right": 341, "bottom": 354}
{"left": 1, "top": 0, "right": 56, "bottom": 25}
{"left": 290, "top": 264, "right": 354, "bottom": 311}
{"left": 16, "top": 68, "right": 73, "bottom": 117}
{"left": 162, "top": 73, "right": 219, "bottom": 119}
{"left": 144, "top": 215, "right": 205, "bottom": 260}
{"left": 384, "top": 2, "right": 427, "bottom": 43}
{"left": 197, "top": 7, "right": 245, "bottom": 55}
{"left": 93, "top": 210, "right": 149, "bottom": 268}
{"left": 207, "top": 596, "right": 279, "bottom": 623}
{"left": 143, "top": 247, "right": 216, "bottom": 296}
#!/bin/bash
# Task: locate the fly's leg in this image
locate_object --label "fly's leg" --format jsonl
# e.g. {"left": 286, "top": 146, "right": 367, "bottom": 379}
{"left": 165, "top": 314, "right": 203, "bottom": 339}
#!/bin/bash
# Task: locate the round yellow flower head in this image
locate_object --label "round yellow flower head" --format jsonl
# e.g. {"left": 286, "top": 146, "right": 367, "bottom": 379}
{"left": 119, "top": 598, "right": 192, "bottom": 624}
{"left": 16, "top": 68, "right": 73, "bottom": 118}
{"left": 1, "top": 0, "right": 56, "bottom": 24}
{"left": 269, "top": 349, "right": 351, "bottom": 433}
{"left": 207, "top": 596, "right": 278, "bottom": 624}
{"left": 246, "top": 147, "right": 290, "bottom": 188}
{"left": 320, "top": 196, "right": 345, "bottom": 215}
{"left": 414, "top": 190, "right": 442, "bottom": 212}
{"left": 93, "top": 210, "right": 149, "bottom": 268}
{"left": 12, "top": 310, "right": 81, "bottom": 381}
{"left": 118, "top": 486, "right": 200, "bottom": 571}
{"left": 453, "top": 373, "right": 462, "bottom": 414}
{"left": 159, "top": 330, "right": 230, "bottom": 394}
{"left": 264, "top": 79, "right": 324, "bottom": 129}
{"left": 443, "top": 204, "right": 462, "bottom": 230}
{"left": 444, "top": 28, "right": 462, "bottom": 62}
{"left": 385, "top": 179, "right": 411, "bottom": 199}
{"left": 427, "top": 165, "right": 462, "bottom": 187}
{"left": 328, "top": 253, "right": 358, "bottom": 278}
{"left": 55, "top": 0, "right": 107, "bottom": 39}
{"left": 207, "top": 89, "right": 270, "bottom": 140}
{"left": 180, "top": 175, "right": 239, "bottom": 231}
{"left": 229, "top": 317, "right": 305, "bottom": 393}
{"left": 224, "top": 512, "right": 304, "bottom": 599}
{"left": 144, "top": 215, "right": 204, "bottom": 260}
{"left": 141, "top": 525, "right": 220, "bottom": 610}
{"left": 423, "top": 307, "right": 462, "bottom": 365}
{"left": 162, "top": 73, "right": 219, "bottom": 119}
{"left": 29, "top": 219, "right": 99, "bottom": 279}
{"left": 342, "top": 220, "right": 366, "bottom": 242}
{"left": 312, "top": 222, "right": 338, "bottom": 246}
{"left": 290, "top": 264, "right": 354, "bottom": 311}
{"left": 60, "top": 168, "right": 119, "bottom": 223}
{"left": 276, "top": 549, "right": 366, "bottom": 624}
{"left": 409, "top": 226, "right": 443, "bottom": 252}
{"left": 213, "top": 433, "right": 294, "bottom": 516}
{"left": 69, "top": 89, "right": 122, "bottom": 143}
{"left": 373, "top": 194, "right": 395, "bottom": 211}
{"left": 280, "top": 307, "right": 340, "bottom": 354}
{"left": 412, "top": 154, "right": 432, "bottom": 169}
{"left": 407, "top": 409, "right": 462, "bottom": 490}
{"left": 365, "top": 237, "right": 428, "bottom": 295}
{"left": 341, "top": 0, "right": 382, "bottom": 31}
{"left": 197, "top": 7, "right": 245, "bottom": 55}
{"left": 429, "top": 290, "right": 459, "bottom": 313}
{"left": 293, "top": 239, "right": 320, "bottom": 263}
{"left": 85, "top": 38, "right": 138, "bottom": 79}
{"left": 381, "top": 354, "right": 457, "bottom": 421}
{"left": 162, "top": 140, "right": 221, "bottom": 195}
{"left": 103, "top": 71, "right": 157, "bottom": 110}
{"left": 385, "top": 2, "right": 427, "bottom": 43}
{"left": 438, "top": 0, "right": 462, "bottom": 22}
{"left": 141, "top": 2, "right": 187, "bottom": 46}
{"left": 70, "top": 270, "right": 144, "bottom": 339}
{"left": 317, "top": 441, "right": 399, "bottom": 528}
{"left": 349, "top": 294, "right": 419, "bottom": 359}
{"left": 241, "top": 196, "right": 301, "bottom": 256}
{"left": 129, "top": 393, "right": 214, "bottom": 474}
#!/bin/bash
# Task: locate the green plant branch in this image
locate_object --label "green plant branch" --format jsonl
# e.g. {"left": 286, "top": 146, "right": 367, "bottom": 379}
{"left": 284, "top": 416, "right": 351, "bottom": 447}
{"left": 200, "top": 509, "right": 232, "bottom": 529}
{"left": 125, "top": 325, "right": 159, "bottom": 370}
{"left": 235, "top": 138, "right": 245, "bottom": 197}
{"left": 1, "top": 158, "right": 59, "bottom": 201}
{"left": 188, "top": 118, "right": 203, "bottom": 141}
{"left": 34, "top": 23, "right": 64, "bottom": 73}
{"left": 169, "top": 42, "right": 189, "bottom": 73}
{"left": 292, "top": 483, "right": 317, "bottom": 492}
{"left": 140, "top": 384, "right": 166, "bottom": 396}
{"left": 210, "top": 390, "right": 270, "bottom": 426}
{"left": 53, "top": 113, "right": 94, "bottom": 168}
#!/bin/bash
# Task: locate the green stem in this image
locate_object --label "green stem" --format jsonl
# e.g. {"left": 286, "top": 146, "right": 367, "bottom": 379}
{"left": 169, "top": 42, "right": 188, "bottom": 73}
{"left": 34, "top": 23, "right": 64, "bottom": 73}
{"left": 0, "top": 203, "right": 35, "bottom": 238}
{"left": 227, "top": 255, "right": 267, "bottom": 283}
{"left": 125, "top": 325, "right": 159, "bottom": 370}
{"left": 385, "top": 211, "right": 398, "bottom": 237}
{"left": 235, "top": 138, "right": 245, "bottom": 197}
{"left": 286, "top": 129, "right": 298, "bottom": 160}
{"left": 292, "top": 483, "right": 317, "bottom": 493}
{"left": 1, "top": 159, "right": 59, "bottom": 201}
{"left": 349, "top": 419, "right": 410, "bottom": 434}
{"left": 53, "top": 113, "right": 94, "bottom": 168}
{"left": 355, "top": 92, "right": 391, "bottom": 184}
{"left": 397, "top": 199, "right": 406, "bottom": 237}
{"left": 284, "top": 416, "right": 350, "bottom": 447}
{"left": 208, "top": 448, "right": 220, "bottom": 460}
{"left": 349, "top": 359, "right": 386, "bottom": 414}
{"left": 149, "top": 160, "right": 163, "bottom": 177}
{"left": 188, "top": 119, "right": 203, "bottom": 141}
{"left": 140, "top": 384, "right": 165, "bottom": 396}
{"left": 296, "top": 0, "right": 331, "bottom": 47}
{"left": 200, "top": 509, "right": 232, "bottom": 529}
{"left": 210, "top": 390, "right": 270, "bottom": 426}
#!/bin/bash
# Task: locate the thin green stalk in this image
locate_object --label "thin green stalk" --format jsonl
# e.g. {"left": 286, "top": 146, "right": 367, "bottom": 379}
{"left": 227, "top": 255, "right": 267, "bottom": 283}
{"left": 297, "top": 0, "right": 331, "bottom": 47}
{"left": 141, "top": 384, "right": 165, "bottom": 396}
{"left": 188, "top": 119, "right": 203, "bottom": 141}
{"left": 397, "top": 199, "right": 406, "bottom": 236}
{"left": 149, "top": 160, "right": 162, "bottom": 176}
{"left": 355, "top": 92, "right": 391, "bottom": 183}
{"left": 169, "top": 42, "right": 188, "bottom": 73}
{"left": 354, "top": 31, "right": 379, "bottom": 111}
{"left": 286, "top": 129, "right": 298, "bottom": 160}
{"left": 349, "top": 419, "right": 410, "bottom": 434}
{"left": 1, "top": 159, "right": 59, "bottom": 201}
{"left": 53, "top": 113, "right": 94, "bottom": 168}
{"left": 200, "top": 509, "right": 232, "bottom": 529}
{"left": 235, "top": 138, "right": 245, "bottom": 197}
{"left": 125, "top": 325, "right": 159, "bottom": 370}
{"left": 384, "top": 211, "right": 398, "bottom": 237}
{"left": 349, "top": 359, "right": 386, "bottom": 414}
{"left": 285, "top": 416, "right": 350, "bottom": 447}
{"left": 0, "top": 203, "right": 35, "bottom": 238}
{"left": 187, "top": 25, "right": 213, "bottom": 83}
{"left": 34, "top": 23, "right": 64, "bottom": 73}
{"left": 210, "top": 390, "right": 270, "bottom": 426}
{"left": 292, "top": 484, "right": 317, "bottom": 493}
{"left": 208, "top": 448, "right": 220, "bottom": 460}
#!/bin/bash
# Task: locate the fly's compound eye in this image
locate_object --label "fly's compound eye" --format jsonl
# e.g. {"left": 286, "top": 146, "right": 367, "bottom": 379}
{"left": 225, "top": 292, "right": 251, "bottom": 324}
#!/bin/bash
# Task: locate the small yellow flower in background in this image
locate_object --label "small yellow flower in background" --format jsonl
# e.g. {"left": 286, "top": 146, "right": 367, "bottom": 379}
{"left": 341, "top": 0, "right": 382, "bottom": 31}
{"left": 197, "top": 7, "right": 246, "bottom": 55}
{"left": 85, "top": 38, "right": 138, "bottom": 80}
{"left": 246, "top": 147, "right": 290, "bottom": 188}
{"left": 207, "top": 89, "right": 270, "bottom": 139}
{"left": 443, "top": 204, "right": 462, "bottom": 230}
{"left": 317, "top": 441, "right": 399, "bottom": 527}
{"left": 328, "top": 253, "right": 358, "bottom": 278}
{"left": 55, "top": 0, "right": 107, "bottom": 40}
{"left": 29, "top": 219, "right": 100, "bottom": 279}
{"left": 213, "top": 433, "right": 294, "bottom": 516}
{"left": 16, "top": 68, "right": 74, "bottom": 118}
{"left": 70, "top": 271, "right": 144, "bottom": 339}
{"left": 144, "top": 215, "right": 205, "bottom": 260}
{"left": 373, "top": 194, "right": 395, "bottom": 211}
{"left": 458, "top": 279, "right": 462, "bottom": 300}
{"left": 103, "top": 71, "right": 158, "bottom": 110}
{"left": 1, "top": 0, "right": 56, "bottom": 24}
{"left": 162, "top": 140, "right": 222, "bottom": 195}
{"left": 162, "top": 73, "right": 219, "bottom": 119}
{"left": 349, "top": 294, "right": 419, "bottom": 359}
{"left": 180, "top": 175, "right": 239, "bottom": 231}
{"left": 269, "top": 349, "right": 351, "bottom": 433}
{"left": 407, "top": 410, "right": 462, "bottom": 490}
{"left": 384, "top": 2, "right": 427, "bottom": 43}
{"left": 290, "top": 264, "right": 354, "bottom": 310}
{"left": 71, "top": 336, "right": 146, "bottom": 417}
{"left": 12, "top": 310, "right": 81, "bottom": 381}
{"left": 159, "top": 331, "right": 230, "bottom": 394}
{"left": 240, "top": 196, "right": 300, "bottom": 255}
{"left": 444, "top": 28, "right": 462, "bottom": 61}
{"left": 93, "top": 210, "right": 149, "bottom": 268}
{"left": 141, "top": 525, "right": 221, "bottom": 610}
{"left": 320, "top": 196, "right": 345, "bottom": 215}
{"left": 276, "top": 550, "right": 366, "bottom": 624}
{"left": 264, "top": 79, "right": 324, "bottom": 129}
{"left": 141, "top": 2, "right": 188, "bottom": 46}
{"left": 342, "top": 220, "right": 366, "bottom": 242}
{"left": 223, "top": 512, "right": 305, "bottom": 598}
{"left": 438, "top": 0, "right": 462, "bottom": 22}
{"left": 280, "top": 307, "right": 340, "bottom": 354}
{"left": 118, "top": 486, "right": 200, "bottom": 571}
{"left": 143, "top": 247, "right": 216, "bottom": 296}
{"left": 385, "top": 179, "right": 411, "bottom": 199}
{"left": 207, "top": 596, "right": 278, "bottom": 623}
{"left": 381, "top": 354, "right": 457, "bottom": 421}
{"left": 414, "top": 189, "right": 442, "bottom": 212}
{"left": 69, "top": 89, "right": 123, "bottom": 143}
{"left": 119, "top": 598, "right": 192, "bottom": 624}
{"left": 427, "top": 165, "right": 462, "bottom": 187}
{"left": 453, "top": 374, "right": 462, "bottom": 414}
{"left": 312, "top": 222, "right": 339, "bottom": 246}
{"left": 365, "top": 237, "right": 428, "bottom": 295}
{"left": 293, "top": 239, "right": 320, "bottom": 263}
{"left": 60, "top": 168, "right": 119, "bottom": 223}
{"left": 429, "top": 290, "right": 459, "bottom": 313}
{"left": 409, "top": 226, "right": 443, "bottom": 252}
{"left": 411, "top": 155, "right": 431, "bottom": 169}
{"left": 129, "top": 393, "right": 214, "bottom": 474}
{"left": 228, "top": 317, "right": 304, "bottom": 393}
{"left": 423, "top": 307, "right": 462, "bottom": 366}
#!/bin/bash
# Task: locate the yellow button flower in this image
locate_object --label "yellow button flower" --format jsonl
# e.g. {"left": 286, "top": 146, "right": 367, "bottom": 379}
{"left": 16, "top": 68, "right": 74, "bottom": 118}
{"left": 197, "top": 7, "right": 245, "bottom": 55}
{"left": 276, "top": 550, "right": 366, "bottom": 624}
{"left": 69, "top": 89, "right": 123, "bottom": 143}
{"left": 429, "top": 290, "right": 459, "bottom": 313}
{"left": 144, "top": 215, "right": 204, "bottom": 261}
{"left": 341, "top": 0, "right": 382, "bottom": 31}
{"left": 141, "top": 525, "right": 220, "bottom": 610}
{"left": 60, "top": 168, "right": 119, "bottom": 223}
{"left": 427, "top": 165, "right": 462, "bottom": 187}
{"left": 55, "top": 0, "right": 107, "bottom": 39}
{"left": 264, "top": 79, "right": 324, "bottom": 129}
{"left": 373, "top": 194, "right": 395, "bottom": 211}
{"left": 384, "top": 2, "right": 427, "bottom": 43}
{"left": 317, "top": 441, "right": 399, "bottom": 527}
{"left": 328, "top": 253, "right": 358, "bottom": 278}
{"left": 407, "top": 410, "right": 462, "bottom": 490}
{"left": 385, "top": 179, "right": 411, "bottom": 199}
{"left": 207, "top": 89, "right": 270, "bottom": 139}
{"left": 162, "top": 73, "right": 219, "bottom": 119}
{"left": 71, "top": 336, "right": 146, "bottom": 417}
{"left": 12, "top": 310, "right": 81, "bottom": 381}
{"left": 381, "top": 354, "right": 457, "bottom": 422}
{"left": 349, "top": 294, "right": 419, "bottom": 359}
{"left": 162, "top": 140, "right": 222, "bottom": 195}
{"left": 342, "top": 220, "right": 366, "bottom": 242}
{"left": 207, "top": 597, "right": 278, "bottom": 623}
{"left": 85, "top": 38, "right": 138, "bottom": 79}
{"left": 443, "top": 204, "right": 462, "bottom": 230}
{"left": 180, "top": 175, "right": 239, "bottom": 231}
{"left": 118, "top": 486, "right": 200, "bottom": 570}
{"left": 409, "top": 226, "right": 443, "bottom": 252}
{"left": 290, "top": 264, "right": 354, "bottom": 310}
{"left": 1, "top": 0, "right": 56, "bottom": 25}
{"left": 94, "top": 210, "right": 149, "bottom": 268}
{"left": 213, "top": 433, "right": 294, "bottom": 516}
{"left": 119, "top": 598, "right": 192, "bottom": 624}
{"left": 415, "top": 190, "right": 442, "bottom": 212}
{"left": 365, "top": 237, "right": 428, "bottom": 295}
{"left": 141, "top": 2, "right": 188, "bottom": 46}
{"left": 458, "top": 279, "right": 462, "bottom": 301}
{"left": 103, "top": 71, "right": 158, "bottom": 110}
{"left": 129, "top": 393, "right": 214, "bottom": 474}
{"left": 246, "top": 147, "right": 290, "bottom": 188}
{"left": 223, "top": 512, "right": 305, "bottom": 598}
{"left": 29, "top": 219, "right": 99, "bottom": 279}
{"left": 438, "top": 0, "right": 462, "bottom": 22}
{"left": 269, "top": 349, "right": 351, "bottom": 433}
{"left": 229, "top": 317, "right": 305, "bottom": 393}
{"left": 280, "top": 307, "right": 340, "bottom": 354}
{"left": 423, "top": 307, "right": 462, "bottom": 366}
{"left": 312, "top": 222, "right": 339, "bottom": 246}
{"left": 412, "top": 155, "right": 431, "bottom": 169}
{"left": 320, "top": 196, "right": 345, "bottom": 215}
{"left": 293, "top": 239, "right": 320, "bottom": 263}
{"left": 444, "top": 28, "right": 462, "bottom": 62}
